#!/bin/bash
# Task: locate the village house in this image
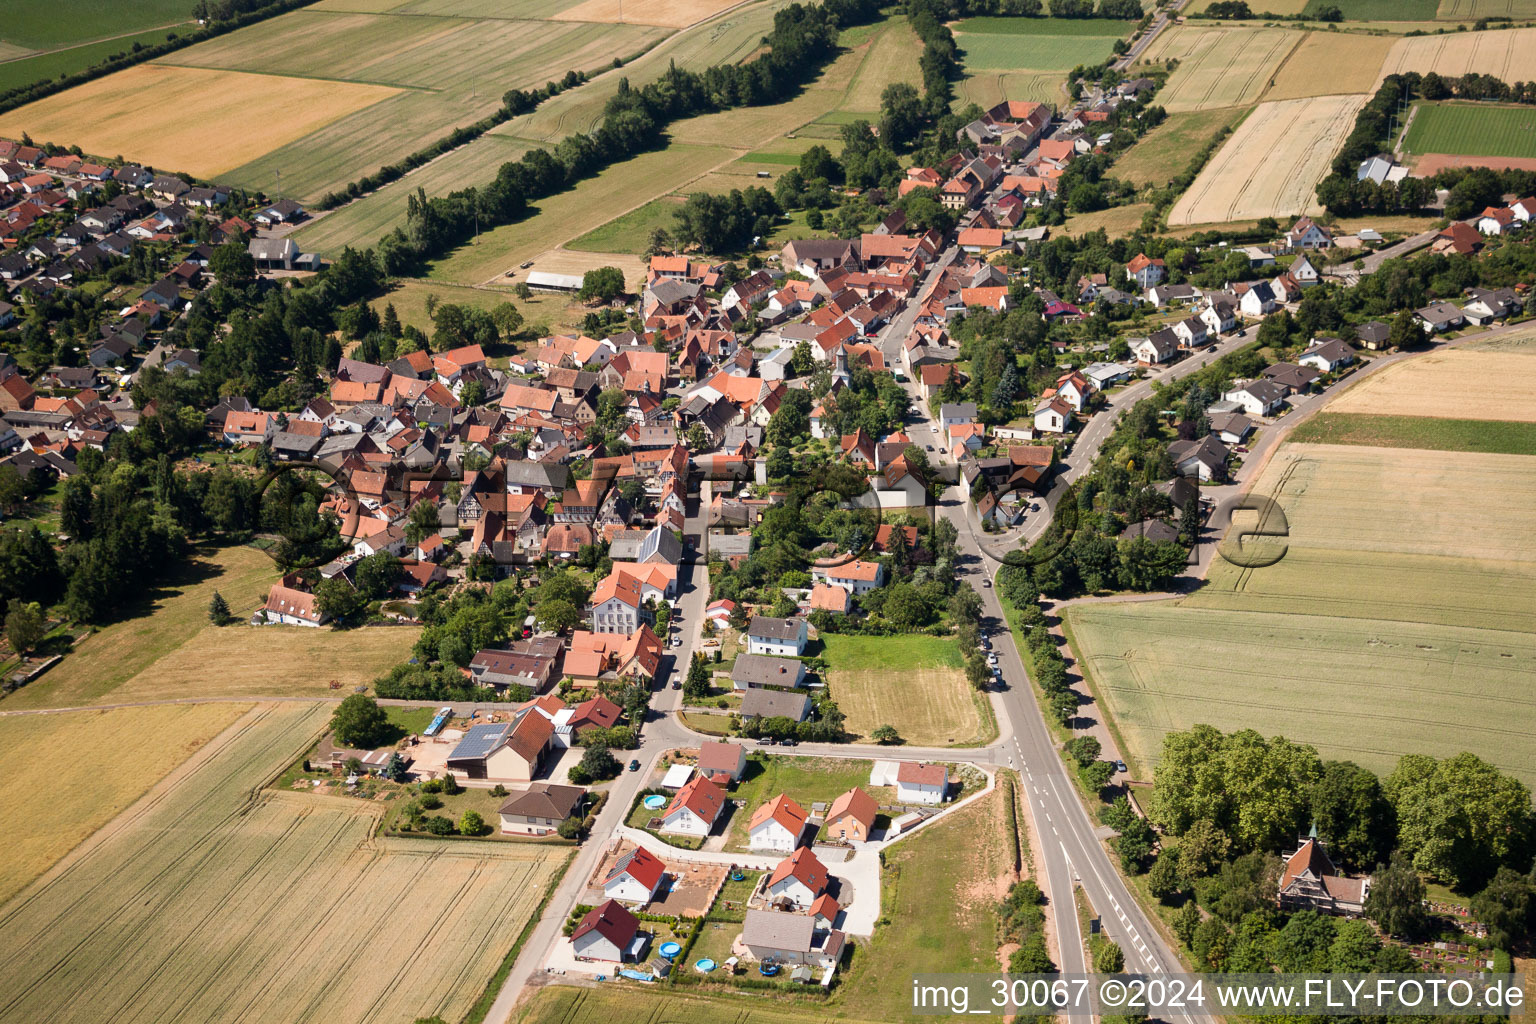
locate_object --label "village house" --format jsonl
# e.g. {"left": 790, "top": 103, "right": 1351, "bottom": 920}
{"left": 746, "top": 615, "right": 808, "bottom": 656}
{"left": 444, "top": 709, "right": 552, "bottom": 783}
{"left": 588, "top": 573, "right": 653, "bottom": 634}
{"left": 1298, "top": 338, "right": 1355, "bottom": 373}
{"left": 497, "top": 783, "right": 584, "bottom": 836}
{"left": 732, "top": 653, "right": 808, "bottom": 691}
{"left": 603, "top": 847, "right": 668, "bottom": 905}
{"left": 809, "top": 558, "right": 884, "bottom": 595}
{"left": 1167, "top": 435, "right": 1229, "bottom": 483}
{"left": 739, "top": 687, "right": 811, "bottom": 723}
{"left": 696, "top": 740, "right": 747, "bottom": 784}
{"left": 571, "top": 900, "right": 646, "bottom": 963}
{"left": 1222, "top": 380, "right": 1288, "bottom": 418}
{"left": 894, "top": 762, "right": 948, "bottom": 805}
{"left": 1414, "top": 301, "right": 1464, "bottom": 334}
{"left": 260, "top": 581, "right": 325, "bottom": 626}
{"left": 1033, "top": 398, "right": 1074, "bottom": 434}
{"left": 1131, "top": 330, "right": 1178, "bottom": 366}
{"left": 1283, "top": 217, "right": 1332, "bottom": 250}
{"left": 740, "top": 909, "right": 845, "bottom": 969}
{"left": 764, "top": 847, "right": 830, "bottom": 909}
{"left": 825, "top": 786, "right": 878, "bottom": 842}
{"left": 749, "top": 794, "right": 809, "bottom": 853}
{"left": 658, "top": 775, "right": 726, "bottom": 837}
{"left": 1125, "top": 252, "right": 1166, "bottom": 289}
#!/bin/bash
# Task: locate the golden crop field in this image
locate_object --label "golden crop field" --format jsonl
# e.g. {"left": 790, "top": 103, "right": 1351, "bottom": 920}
{"left": 0, "top": 703, "right": 252, "bottom": 905}
{"left": 1169, "top": 93, "right": 1367, "bottom": 226}
{"left": 0, "top": 65, "right": 398, "bottom": 178}
{"left": 0, "top": 704, "right": 570, "bottom": 1024}
{"left": 1262, "top": 31, "right": 1398, "bottom": 102}
{"left": 554, "top": 0, "right": 751, "bottom": 27}
{"left": 1326, "top": 349, "right": 1536, "bottom": 421}
{"left": 1067, "top": 441, "right": 1536, "bottom": 787}
{"left": 821, "top": 635, "right": 991, "bottom": 747}
{"left": 1137, "top": 25, "right": 1302, "bottom": 112}
{"left": 1377, "top": 27, "right": 1536, "bottom": 85}
{"left": 2, "top": 546, "right": 417, "bottom": 709}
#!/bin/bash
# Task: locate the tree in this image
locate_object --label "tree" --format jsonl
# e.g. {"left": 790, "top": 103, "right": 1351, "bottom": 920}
{"left": 490, "top": 301, "right": 523, "bottom": 337}
{"left": 644, "top": 227, "right": 672, "bottom": 256}
{"left": 1388, "top": 308, "right": 1427, "bottom": 350}
{"left": 207, "top": 591, "right": 233, "bottom": 626}
{"left": 1471, "top": 866, "right": 1536, "bottom": 950}
{"left": 798, "top": 144, "right": 840, "bottom": 183}
{"left": 878, "top": 82, "right": 925, "bottom": 149}
{"left": 1093, "top": 938, "right": 1126, "bottom": 973}
{"left": 425, "top": 815, "right": 455, "bottom": 836}
{"left": 315, "top": 577, "right": 367, "bottom": 624}
{"left": 1310, "top": 760, "right": 1394, "bottom": 872}
{"left": 1387, "top": 751, "right": 1535, "bottom": 890}
{"left": 1147, "top": 849, "right": 1188, "bottom": 902}
{"left": 406, "top": 498, "right": 441, "bottom": 546}
{"left": 210, "top": 239, "right": 255, "bottom": 287}
{"left": 354, "top": 552, "right": 403, "bottom": 600}
{"left": 578, "top": 266, "right": 626, "bottom": 303}
{"left": 872, "top": 725, "right": 901, "bottom": 744}
{"left": 460, "top": 810, "right": 488, "bottom": 836}
{"left": 5, "top": 599, "right": 45, "bottom": 655}
{"left": 1064, "top": 735, "right": 1101, "bottom": 767}
{"left": 578, "top": 745, "right": 621, "bottom": 782}
{"left": 330, "top": 694, "right": 391, "bottom": 748}
{"left": 1365, "top": 850, "right": 1430, "bottom": 939}
{"left": 59, "top": 475, "right": 94, "bottom": 539}
{"left": 535, "top": 598, "right": 581, "bottom": 634}
{"left": 684, "top": 652, "right": 710, "bottom": 699}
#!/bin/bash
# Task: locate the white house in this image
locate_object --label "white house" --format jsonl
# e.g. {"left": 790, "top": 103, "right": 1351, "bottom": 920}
{"left": 1171, "top": 316, "right": 1208, "bottom": 349}
{"left": 1167, "top": 435, "right": 1229, "bottom": 483}
{"left": 1298, "top": 338, "right": 1355, "bottom": 373}
{"left": 658, "top": 776, "right": 726, "bottom": 837}
{"left": 1239, "top": 281, "right": 1277, "bottom": 317}
{"left": 1284, "top": 217, "right": 1332, "bottom": 250}
{"left": 895, "top": 762, "right": 948, "bottom": 805}
{"left": 763, "top": 847, "right": 830, "bottom": 909}
{"left": 1222, "top": 380, "right": 1288, "bottom": 417}
{"left": 1050, "top": 371, "right": 1091, "bottom": 411}
{"left": 810, "top": 559, "right": 884, "bottom": 595}
{"left": 1033, "top": 398, "right": 1074, "bottom": 434}
{"left": 1125, "top": 252, "right": 1166, "bottom": 289}
{"left": 1082, "top": 362, "right": 1132, "bottom": 390}
{"left": 1476, "top": 206, "right": 1519, "bottom": 235}
{"left": 746, "top": 615, "right": 809, "bottom": 656}
{"left": 602, "top": 847, "right": 667, "bottom": 905}
{"left": 1200, "top": 300, "right": 1237, "bottom": 336}
{"left": 261, "top": 583, "right": 325, "bottom": 627}
{"left": 938, "top": 401, "right": 978, "bottom": 431}
{"left": 1131, "top": 330, "right": 1178, "bottom": 365}
{"left": 571, "top": 900, "right": 644, "bottom": 963}
{"left": 749, "top": 794, "right": 809, "bottom": 854}
{"left": 353, "top": 523, "right": 410, "bottom": 559}
{"left": 1291, "top": 252, "right": 1321, "bottom": 287}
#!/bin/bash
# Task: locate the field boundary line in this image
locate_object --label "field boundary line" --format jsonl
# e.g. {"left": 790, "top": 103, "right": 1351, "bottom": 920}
{"left": 146, "top": 60, "right": 440, "bottom": 91}
{"left": 0, "top": 19, "right": 196, "bottom": 66}
{"left": 1255, "top": 30, "right": 1308, "bottom": 105}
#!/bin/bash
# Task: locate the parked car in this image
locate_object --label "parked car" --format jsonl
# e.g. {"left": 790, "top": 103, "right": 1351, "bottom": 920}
{"left": 670, "top": 638, "right": 681, "bottom": 648}
{"left": 672, "top": 680, "right": 681, "bottom": 690}
{"left": 982, "top": 579, "right": 992, "bottom": 588}
{"left": 628, "top": 759, "right": 641, "bottom": 772}
{"left": 779, "top": 738, "right": 797, "bottom": 747}
{"left": 1115, "top": 760, "right": 1128, "bottom": 774}
{"left": 757, "top": 736, "right": 775, "bottom": 745}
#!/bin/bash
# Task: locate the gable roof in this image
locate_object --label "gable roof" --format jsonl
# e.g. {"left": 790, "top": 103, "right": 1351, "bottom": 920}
{"left": 750, "top": 793, "right": 809, "bottom": 836}
{"left": 498, "top": 782, "right": 584, "bottom": 820}
{"left": 571, "top": 899, "right": 639, "bottom": 947}
{"left": 605, "top": 846, "right": 667, "bottom": 890}
{"left": 767, "top": 847, "right": 828, "bottom": 893}
{"left": 663, "top": 775, "right": 725, "bottom": 823}
{"left": 827, "top": 786, "right": 877, "bottom": 827}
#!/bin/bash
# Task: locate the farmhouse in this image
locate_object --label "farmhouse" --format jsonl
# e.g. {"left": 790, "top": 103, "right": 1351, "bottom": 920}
{"left": 658, "top": 775, "right": 726, "bottom": 837}
{"left": 497, "top": 783, "right": 584, "bottom": 836}
{"left": 746, "top": 616, "right": 809, "bottom": 656}
{"left": 749, "top": 794, "right": 809, "bottom": 853}
{"left": 732, "top": 653, "right": 807, "bottom": 691}
{"left": 825, "top": 786, "right": 878, "bottom": 842}
{"left": 1277, "top": 838, "right": 1369, "bottom": 917}
{"left": 571, "top": 900, "right": 646, "bottom": 963}
{"left": 603, "top": 847, "right": 668, "bottom": 905}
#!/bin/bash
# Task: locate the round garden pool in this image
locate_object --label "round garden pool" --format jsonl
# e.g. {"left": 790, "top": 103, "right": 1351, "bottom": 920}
{"left": 643, "top": 794, "right": 667, "bottom": 810}
{"left": 659, "top": 942, "right": 681, "bottom": 959}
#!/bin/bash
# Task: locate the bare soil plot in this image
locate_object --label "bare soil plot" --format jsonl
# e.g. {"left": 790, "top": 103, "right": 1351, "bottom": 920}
{"left": 0, "top": 703, "right": 252, "bottom": 905}
{"left": 1136, "top": 25, "right": 1302, "bottom": 112}
{"left": 0, "top": 64, "right": 398, "bottom": 179}
{"left": 1169, "top": 93, "right": 1366, "bottom": 226}
{"left": 1262, "top": 31, "right": 1396, "bottom": 101}
{"left": 1325, "top": 349, "right": 1536, "bottom": 421}
{"left": 1377, "top": 27, "right": 1536, "bottom": 85}
{"left": 0, "top": 704, "right": 569, "bottom": 1024}
{"left": 553, "top": 0, "right": 749, "bottom": 28}
{"left": 1414, "top": 153, "right": 1536, "bottom": 174}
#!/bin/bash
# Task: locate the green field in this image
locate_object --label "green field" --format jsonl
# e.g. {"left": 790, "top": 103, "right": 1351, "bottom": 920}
{"left": 821, "top": 633, "right": 995, "bottom": 747}
{"left": 1403, "top": 101, "right": 1536, "bottom": 158}
{"left": 1288, "top": 411, "right": 1536, "bottom": 455}
{"left": 955, "top": 28, "right": 1121, "bottom": 72}
{"left": 1111, "top": 105, "right": 1247, "bottom": 186}
{"left": 953, "top": 16, "right": 1137, "bottom": 36}
{"left": 0, "top": 27, "right": 189, "bottom": 94}
{"left": 1302, "top": 0, "right": 1439, "bottom": 16}
{"left": 1, "top": 0, "right": 192, "bottom": 50}
{"left": 567, "top": 195, "right": 685, "bottom": 254}
{"left": 1065, "top": 441, "right": 1536, "bottom": 788}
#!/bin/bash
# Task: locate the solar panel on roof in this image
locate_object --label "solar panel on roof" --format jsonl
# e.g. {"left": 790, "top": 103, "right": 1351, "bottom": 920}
{"left": 447, "top": 722, "right": 508, "bottom": 761}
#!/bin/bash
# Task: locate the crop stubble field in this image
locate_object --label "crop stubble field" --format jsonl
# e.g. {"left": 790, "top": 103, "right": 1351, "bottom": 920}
{"left": 1136, "top": 25, "right": 1301, "bottom": 112}
{"left": 1327, "top": 348, "right": 1536, "bottom": 421}
{"left": 1377, "top": 27, "right": 1536, "bottom": 84}
{"left": 0, "top": 703, "right": 254, "bottom": 906}
{"left": 0, "top": 704, "right": 568, "bottom": 1024}
{"left": 1403, "top": 101, "right": 1536, "bottom": 159}
{"left": 1066, "top": 442, "right": 1536, "bottom": 786}
{"left": 1168, "top": 93, "right": 1366, "bottom": 226}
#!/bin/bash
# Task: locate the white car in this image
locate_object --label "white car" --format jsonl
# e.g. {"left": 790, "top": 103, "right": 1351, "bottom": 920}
{"left": 670, "top": 639, "right": 681, "bottom": 648}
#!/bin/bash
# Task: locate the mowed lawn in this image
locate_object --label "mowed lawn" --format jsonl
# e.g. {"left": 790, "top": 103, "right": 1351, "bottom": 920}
{"left": 822, "top": 633, "right": 993, "bottom": 747}
{"left": 1288, "top": 412, "right": 1536, "bottom": 455}
{"left": 953, "top": 17, "right": 1122, "bottom": 72}
{"left": 0, "top": 703, "right": 252, "bottom": 906}
{"left": 1404, "top": 101, "right": 1536, "bottom": 157}
{"left": 0, "top": 704, "right": 570, "bottom": 1024}
{"left": 1111, "top": 106, "right": 1247, "bottom": 186}
{"left": 1302, "top": 0, "right": 1438, "bottom": 16}
{"left": 1067, "top": 440, "right": 1536, "bottom": 788}
{"left": 2, "top": 545, "right": 418, "bottom": 709}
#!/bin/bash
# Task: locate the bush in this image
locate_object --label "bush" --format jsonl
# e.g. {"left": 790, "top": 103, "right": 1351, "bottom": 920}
{"left": 460, "top": 810, "right": 488, "bottom": 836}
{"left": 425, "top": 815, "right": 455, "bottom": 836}
{"left": 439, "top": 773, "right": 461, "bottom": 795}
{"left": 419, "top": 794, "right": 443, "bottom": 810}
{"left": 557, "top": 815, "right": 584, "bottom": 839}
{"left": 490, "top": 784, "right": 508, "bottom": 797}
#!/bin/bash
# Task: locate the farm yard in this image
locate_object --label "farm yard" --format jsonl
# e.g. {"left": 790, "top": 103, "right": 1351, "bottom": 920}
{"left": 821, "top": 634, "right": 992, "bottom": 747}
{"left": 1067, "top": 440, "right": 1536, "bottom": 788}
{"left": 1377, "top": 27, "right": 1536, "bottom": 85}
{"left": 0, "top": 546, "right": 417, "bottom": 710}
{"left": 1168, "top": 93, "right": 1366, "bottom": 226}
{"left": 0, "top": 703, "right": 253, "bottom": 906}
{"left": 0, "top": 704, "right": 570, "bottom": 1024}
{"left": 0, "top": 65, "right": 400, "bottom": 181}
{"left": 1323, "top": 348, "right": 1536, "bottom": 422}
{"left": 1134, "top": 25, "right": 1301, "bottom": 112}
{"left": 1403, "top": 101, "right": 1536, "bottom": 159}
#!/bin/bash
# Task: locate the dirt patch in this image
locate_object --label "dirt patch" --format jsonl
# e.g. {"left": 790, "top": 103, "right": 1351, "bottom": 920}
{"left": 1412, "top": 152, "right": 1536, "bottom": 175}
{"left": 587, "top": 838, "right": 727, "bottom": 917}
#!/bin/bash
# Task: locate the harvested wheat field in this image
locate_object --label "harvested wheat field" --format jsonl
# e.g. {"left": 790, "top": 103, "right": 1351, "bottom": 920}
{"left": 1136, "top": 25, "right": 1301, "bottom": 112}
{"left": 1377, "top": 27, "right": 1536, "bottom": 85}
{"left": 1326, "top": 349, "right": 1536, "bottom": 422}
{"left": 0, "top": 65, "right": 397, "bottom": 178}
{"left": 0, "top": 703, "right": 253, "bottom": 906}
{"left": 1262, "top": 31, "right": 1397, "bottom": 101}
{"left": 2, "top": 545, "right": 417, "bottom": 710}
{"left": 0, "top": 704, "right": 569, "bottom": 1024}
{"left": 1169, "top": 93, "right": 1366, "bottom": 226}
{"left": 553, "top": 0, "right": 744, "bottom": 28}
